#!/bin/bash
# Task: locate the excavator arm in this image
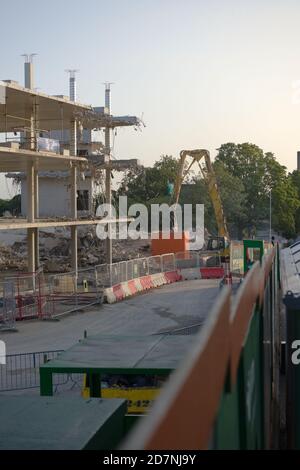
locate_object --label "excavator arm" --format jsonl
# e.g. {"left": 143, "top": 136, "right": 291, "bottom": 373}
{"left": 172, "top": 149, "right": 230, "bottom": 241}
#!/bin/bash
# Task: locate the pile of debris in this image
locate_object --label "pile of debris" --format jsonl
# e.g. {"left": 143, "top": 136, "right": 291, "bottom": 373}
{"left": 0, "top": 244, "right": 27, "bottom": 272}
{"left": 0, "top": 227, "right": 151, "bottom": 273}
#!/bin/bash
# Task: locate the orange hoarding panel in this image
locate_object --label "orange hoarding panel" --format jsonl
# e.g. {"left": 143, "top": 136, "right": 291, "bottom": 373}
{"left": 151, "top": 232, "right": 189, "bottom": 256}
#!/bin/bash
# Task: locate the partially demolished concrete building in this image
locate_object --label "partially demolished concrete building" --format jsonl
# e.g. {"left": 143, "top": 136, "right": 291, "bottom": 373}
{"left": 0, "top": 57, "right": 142, "bottom": 273}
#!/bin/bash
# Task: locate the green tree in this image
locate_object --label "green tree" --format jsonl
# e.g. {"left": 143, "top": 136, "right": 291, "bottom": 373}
{"left": 216, "top": 143, "right": 300, "bottom": 238}
{"left": 182, "top": 162, "right": 247, "bottom": 237}
{"left": 118, "top": 153, "right": 247, "bottom": 236}
{"left": 290, "top": 170, "right": 300, "bottom": 234}
{"left": 117, "top": 155, "right": 179, "bottom": 206}
{"left": 117, "top": 145, "right": 300, "bottom": 239}
{"left": 0, "top": 195, "right": 21, "bottom": 216}
{"left": 213, "top": 161, "right": 247, "bottom": 238}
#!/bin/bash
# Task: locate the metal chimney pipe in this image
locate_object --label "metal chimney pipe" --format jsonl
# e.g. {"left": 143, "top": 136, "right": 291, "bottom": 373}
{"left": 22, "top": 54, "right": 37, "bottom": 90}
{"left": 105, "top": 83, "right": 111, "bottom": 110}
{"left": 298, "top": 151, "right": 300, "bottom": 171}
{"left": 70, "top": 76, "right": 76, "bottom": 101}
{"left": 66, "top": 69, "right": 79, "bottom": 101}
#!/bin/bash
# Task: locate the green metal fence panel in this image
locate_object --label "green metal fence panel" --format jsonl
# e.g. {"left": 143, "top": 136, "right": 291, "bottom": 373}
{"left": 262, "top": 276, "right": 273, "bottom": 447}
{"left": 237, "top": 308, "right": 264, "bottom": 449}
{"left": 213, "top": 380, "right": 241, "bottom": 450}
{"left": 213, "top": 307, "right": 264, "bottom": 450}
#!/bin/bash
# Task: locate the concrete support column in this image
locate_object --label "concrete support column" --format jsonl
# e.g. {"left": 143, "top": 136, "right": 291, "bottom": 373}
{"left": 70, "top": 119, "right": 77, "bottom": 157}
{"left": 27, "top": 162, "right": 35, "bottom": 223}
{"left": 30, "top": 116, "right": 35, "bottom": 151}
{"left": 104, "top": 84, "right": 113, "bottom": 266}
{"left": 34, "top": 168, "right": 39, "bottom": 218}
{"left": 34, "top": 169, "right": 39, "bottom": 269}
{"left": 71, "top": 226, "right": 78, "bottom": 274}
{"left": 90, "top": 175, "right": 94, "bottom": 215}
{"left": 105, "top": 162, "right": 112, "bottom": 266}
{"left": 25, "top": 90, "right": 37, "bottom": 273}
{"left": 70, "top": 165, "right": 78, "bottom": 274}
{"left": 71, "top": 165, "right": 77, "bottom": 219}
{"left": 34, "top": 228, "right": 39, "bottom": 270}
{"left": 27, "top": 162, "right": 38, "bottom": 272}
{"left": 27, "top": 228, "right": 35, "bottom": 274}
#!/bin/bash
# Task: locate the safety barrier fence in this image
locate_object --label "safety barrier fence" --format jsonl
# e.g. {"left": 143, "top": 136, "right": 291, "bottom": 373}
{"left": 124, "top": 245, "right": 281, "bottom": 450}
{"left": 7, "top": 268, "right": 49, "bottom": 321}
{"left": 0, "top": 350, "right": 83, "bottom": 394}
{"left": 0, "top": 281, "right": 16, "bottom": 331}
{"left": 48, "top": 266, "right": 104, "bottom": 318}
{"left": 230, "top": 241, "right": 244, "bottom": 276}
{"left": 0, "top": 251, "right": 224, "bottom": 321}
{"left": 102, "top": 252, "right": 225, "bottom": 304}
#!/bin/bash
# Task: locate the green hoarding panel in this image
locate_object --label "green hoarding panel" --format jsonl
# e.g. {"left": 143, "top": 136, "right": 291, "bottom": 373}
{"left": 213, "top": 382, "right": 240, "bottom": 449}
{"left": 238, "top": 309, "right": 264, "bottom": 449}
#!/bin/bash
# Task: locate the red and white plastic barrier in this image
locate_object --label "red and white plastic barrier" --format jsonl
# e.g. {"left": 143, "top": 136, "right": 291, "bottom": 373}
{"left": 200, "top": 267, "right": 225, "bottom": 279}
{"left": 104, "top": 267, "right": 225, "bottom": 304}
{"left": 178, "top": 266, "right": 225, "bottom": 281}
{"left": 104, "top": 271, "right": 182, "bottom": 304}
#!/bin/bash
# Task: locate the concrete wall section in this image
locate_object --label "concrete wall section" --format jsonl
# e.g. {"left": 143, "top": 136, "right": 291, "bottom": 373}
{"left": 21, "top": 176, "right": 94, "bottom": 218}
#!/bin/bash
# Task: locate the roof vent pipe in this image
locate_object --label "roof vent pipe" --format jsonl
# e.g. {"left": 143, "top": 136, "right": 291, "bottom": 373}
{"left": 22, "top": 53, "right": 37, "bottom": 90}
{"left": 104, "top": 82, "right": 113, "bottom": 112}
{"left": 66, "top": 69, "right": 79, "bottom": 102}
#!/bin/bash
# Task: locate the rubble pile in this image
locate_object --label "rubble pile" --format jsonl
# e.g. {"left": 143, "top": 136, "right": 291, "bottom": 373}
{"left": 0, "top": 227, "right": 151, "bottom": 273}
{"left": 0, "top": 244, "right": 27, "bottom": 271}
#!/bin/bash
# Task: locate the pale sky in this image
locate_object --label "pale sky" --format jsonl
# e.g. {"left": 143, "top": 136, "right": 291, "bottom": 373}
{"left": 1, "top": 0, "right": 300, "bottom": 198}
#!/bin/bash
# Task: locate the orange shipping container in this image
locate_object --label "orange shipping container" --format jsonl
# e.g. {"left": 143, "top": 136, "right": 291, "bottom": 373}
{"left": 151, "top": 232, "right": 189, "bottom": 256}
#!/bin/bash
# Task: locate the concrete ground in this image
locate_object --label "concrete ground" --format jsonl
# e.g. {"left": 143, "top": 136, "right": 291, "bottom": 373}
{"left": 0, "top": 279, "right": 220, "bottom": 355}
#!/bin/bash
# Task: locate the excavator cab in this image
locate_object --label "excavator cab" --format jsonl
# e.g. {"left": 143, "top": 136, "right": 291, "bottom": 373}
{"left": 207, "top": 236, "right": 230, "bottom": 261}
{"left": 207, "top": 236, "right": 225, "bottom": 251}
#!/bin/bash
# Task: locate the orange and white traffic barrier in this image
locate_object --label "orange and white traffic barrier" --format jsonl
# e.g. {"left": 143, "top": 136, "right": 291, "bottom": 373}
{"left": 164, "top": 271, "right": 182, "bottom": 283}
{"left": 105, "top": 287, "right": 117, "bottom": 303}
{"left": 104, "top": 271, "right": 181, "bottom": 304}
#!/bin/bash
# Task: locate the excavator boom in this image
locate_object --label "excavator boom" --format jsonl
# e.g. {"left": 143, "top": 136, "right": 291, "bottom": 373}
{"left": 173, "top": 149, "right": 230, "bottom": 241}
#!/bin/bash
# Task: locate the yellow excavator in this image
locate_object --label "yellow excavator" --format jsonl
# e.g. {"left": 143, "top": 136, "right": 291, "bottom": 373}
{"left": 172, "top": 149, "right": 230, "bottom": 260}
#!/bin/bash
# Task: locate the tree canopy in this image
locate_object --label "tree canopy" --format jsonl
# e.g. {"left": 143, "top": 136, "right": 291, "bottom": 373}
{"left": 0, "top": 195, "right": 21, "bottom": 217}
{"left": 117, "top": 155, "right": 180, "bottom": 207}
{"left": 117, "top": 144, "right": 300, "bottom": 239}
{"left": 216, "top": 143, "right": 299, "bottom": 238}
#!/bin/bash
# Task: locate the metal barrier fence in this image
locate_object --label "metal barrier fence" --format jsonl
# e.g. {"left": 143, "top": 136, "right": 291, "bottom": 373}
{"left": 0, "top": 281, "right": 16, "bottom": 331}
{"left": 46, "top": 255, "right": 177, "bottom": 317}
{"left": 124, "top": 246, "right": 281, "bottom": 450}
{"left": 48, "top": 266, "right": 104, "bottom": 318}
{"left": 93, "top": 251, "right": 221, "bottom": 287}
{"left": 0, "top": 251, "right": 223, "bottom": 321}
{"left": 0, "top": 350, "right": 82, "bottom": 394}
{"left": 175, "top": 251, "right": 221, "bottom": 269}
{"left": 6, "top": 268, "right": 49, "bottom": 321}
{"left": 230, "top": 241, "right": 244, "bottom": 276}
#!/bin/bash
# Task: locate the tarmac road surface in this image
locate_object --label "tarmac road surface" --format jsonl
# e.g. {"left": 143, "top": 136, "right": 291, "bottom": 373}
{"left": 1, "top": 279, "right": 220, "bottom": 355}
